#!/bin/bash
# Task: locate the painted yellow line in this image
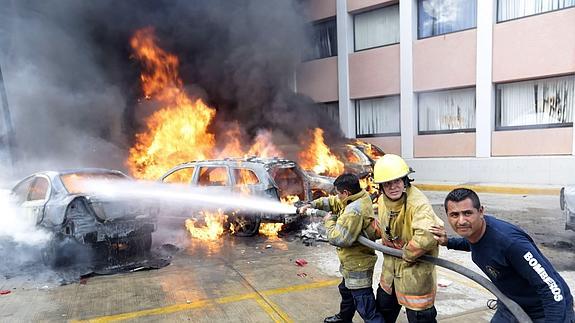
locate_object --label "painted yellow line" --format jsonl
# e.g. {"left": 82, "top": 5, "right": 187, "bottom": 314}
{"left": 70, "top": 279, "right": 339, "bottom": 323}
{"left": 254, "top": 297, "right": 294, "bottom": 323}
{"left": 415, "top": 183, "right": 559, "bottom": 196}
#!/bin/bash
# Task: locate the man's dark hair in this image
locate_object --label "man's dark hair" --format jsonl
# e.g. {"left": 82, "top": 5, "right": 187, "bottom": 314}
{"left": 334, "top": 173, "right": 361, "bottom": 195}
{"left": 444, "top": 188, "right": 481, "bottom": 212}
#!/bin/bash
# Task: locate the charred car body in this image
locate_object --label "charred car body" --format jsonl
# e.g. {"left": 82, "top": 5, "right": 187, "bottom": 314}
{"left": 10, "top": 169, "right": 156, "bottom": 267}
{"left": 160, "top": 157, "right": 333, "bottom": 236}
{"left": 334, "top": 141, "right": 385, "bottom": 176}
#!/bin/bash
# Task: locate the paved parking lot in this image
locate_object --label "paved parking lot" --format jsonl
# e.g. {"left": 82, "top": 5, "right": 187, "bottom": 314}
{"left": 1, "top": 189, "right": 573, "bottom": 322}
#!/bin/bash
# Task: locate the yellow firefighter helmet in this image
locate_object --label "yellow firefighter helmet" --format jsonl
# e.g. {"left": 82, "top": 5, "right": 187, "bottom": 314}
{"left": 373, "top": 154, "right": 412, "bottom": 183}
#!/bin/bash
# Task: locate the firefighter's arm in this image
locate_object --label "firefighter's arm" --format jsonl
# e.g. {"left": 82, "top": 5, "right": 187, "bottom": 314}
{"left": 403, "top": 203, "right": 442, "bottom": 262}
{"left": 310, "top": 196, "right": 342, "bottom": 213}
{"left": 324, "top": 210, "right": 363, "bottom": 248}
{"left": 506, "top": 240, "right": 569, "bottom": 322}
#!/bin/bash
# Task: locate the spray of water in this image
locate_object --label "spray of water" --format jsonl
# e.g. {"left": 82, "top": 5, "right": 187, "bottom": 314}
{"left": 82, "top": 179, "right": 299, "bottom": 215}
{"left": 0, "top": 189, "right": 51, "bottom": 245}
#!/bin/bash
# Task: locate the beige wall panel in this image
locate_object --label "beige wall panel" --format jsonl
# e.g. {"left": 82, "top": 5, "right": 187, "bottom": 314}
{"left": 413, "top": 29, "right": 477, "bottom": 92}
{"left": 414, "top": 133, "right": 476, "bottom": 157}
{"left": 308, "top": 0, "right": 336, "bottom": 21}
{"left": 296, "top": 57, "right": 339, "bottom": 102}
{"left": 347, "top": 0, "right": 396, "bottom": 13}
{"left": 349, "top": 45, "right": 400, "bottom": 98}
{"left": 361, "top": 136, "right": 401, "bottom": 155}
{"left": 492, "top": 128, "right": 573, "bottom": 156}
{"left": 493, "top": 7, "right": 575, "bottom": 83}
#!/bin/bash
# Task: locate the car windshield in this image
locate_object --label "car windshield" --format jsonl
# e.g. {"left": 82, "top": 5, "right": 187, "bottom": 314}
{"left": 60, "top": 172, "right": 128, "bottom": 194}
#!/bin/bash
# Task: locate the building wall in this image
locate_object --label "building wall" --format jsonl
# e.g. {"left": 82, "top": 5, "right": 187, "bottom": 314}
{"left": 493, "top": 7, "right": 575, "bottom": 83}
{"left": 414, "top": 133, "right": 476, "bottom": 157}
{"left": 296, "top": 57, "right": 339, "bottom": 102}
{"left": 492, "top": 128, "right": 573, "bottom": 156}
{"left": 307, "top": 0, "right": 336, "bottom": 21}
{"left": 349, "top": 45, "right": 400, "bottom": 98}
{"left": 413, "top": 30, "right": 477, "bottom": 92}
{"left": 347, "top": 0, "right": 397, "bottom": 13}
{"left": 296, "top": 0, "right": 575, "bottom": 185}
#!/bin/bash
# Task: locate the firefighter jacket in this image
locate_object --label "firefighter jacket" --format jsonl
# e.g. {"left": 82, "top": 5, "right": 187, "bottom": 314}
{"left": 378, "top": 186, "right": 444, "bottom": 311}
{"left": 311, "top": 189, "right": 380, "bottom": 289}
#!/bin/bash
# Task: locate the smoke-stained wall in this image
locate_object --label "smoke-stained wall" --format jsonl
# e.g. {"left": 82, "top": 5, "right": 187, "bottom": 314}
{"left": 0, "top": 0, "right": 344, "bottom": 178}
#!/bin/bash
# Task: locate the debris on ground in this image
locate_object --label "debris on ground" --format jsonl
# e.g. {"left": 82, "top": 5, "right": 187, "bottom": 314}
{"left": 0, "top": 290, "right": 11, "bottom": 295}
{"left": 437, "top": 279, "right": 453, "bottom": 288}
{"left": 297, "top": 273, "right": 307, "bottom": 278}
{"left": 295, "top": 259, "right": 308, "bottom": 267}
{"left": 298, "top": 222, "right": 328, "bottom": 246}
{"left": 265, "top": 244, "right": 272, "bottom": 249}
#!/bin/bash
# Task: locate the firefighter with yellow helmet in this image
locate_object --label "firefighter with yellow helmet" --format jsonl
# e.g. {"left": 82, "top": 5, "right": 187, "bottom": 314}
{"left": 373, "top": 154, "right": 444, "bottom": 323}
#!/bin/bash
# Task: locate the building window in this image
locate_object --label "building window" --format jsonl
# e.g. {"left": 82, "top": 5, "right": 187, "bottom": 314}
{"left": 307, "top": 18, "right": 337, "bottom": 60}
{"left": 418, "top": 88, "right": 476, "bottom": 134}
{"left": 355, "top": 96, "right": 400, "bottom": 137}
{"left": 496, "top": 75, "right": 574, "bottom": 130}
{"left": 498, "top": 0, "right": 575, "bottom": 22}
{"left": 354, "top": 5, "right": 400, "bottom": 51}
{"left": 318, "top": 101, "right": 339, "bottom": 126}
{"left": 418, "top": 0, "right": 477, "bottom": 39}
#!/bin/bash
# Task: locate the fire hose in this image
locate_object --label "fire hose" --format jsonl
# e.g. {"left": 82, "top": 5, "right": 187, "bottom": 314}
{"left": 297, "top": 208, "right": 533, "bottom": 323}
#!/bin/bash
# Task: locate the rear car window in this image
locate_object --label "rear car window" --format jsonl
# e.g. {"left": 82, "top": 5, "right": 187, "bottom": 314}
{"left": 233, "top": 168, "right": 260, "bottom": 185}
{"left": 28, "top": 177, "right": 49, "bottom": 201}
{"left": 61, "top": 172, "right": 127, "bottom": 194}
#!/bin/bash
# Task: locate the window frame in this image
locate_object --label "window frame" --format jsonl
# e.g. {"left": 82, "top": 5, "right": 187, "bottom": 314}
{"left": 416, "top": 0, "right": 477, "bottom": 40}
{"left": 496, "top": 0, "right": 575, "bottom": 23}
{"left": 417, "top": 87, "right": 477, "bottom": 135}
{"left": 353, "top": 4, "right": 400, "bottom": 52}
{"left": 495, "top": 75, "right": 575, "bottom": 131}
{"left": 305, "top": 17, "right": 338, "bottom": 61}
{"left": 355, "top": 95, "right": 401, "bottom": 138}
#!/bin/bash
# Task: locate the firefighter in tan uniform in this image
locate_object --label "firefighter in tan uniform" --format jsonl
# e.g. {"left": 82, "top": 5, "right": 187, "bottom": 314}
{"left": 300, "top": 173, "right": 384, "bottom": 323}
{"left": 373, "top": 154, "right": 443, "bottom": 323}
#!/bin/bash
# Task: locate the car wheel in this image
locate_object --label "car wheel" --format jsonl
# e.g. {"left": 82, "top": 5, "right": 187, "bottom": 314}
{"left": 229, "top": 215, "right": 261, "bottom": 237}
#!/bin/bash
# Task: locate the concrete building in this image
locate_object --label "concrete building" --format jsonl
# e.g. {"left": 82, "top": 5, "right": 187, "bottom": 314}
{"left": 296, "top": 0, "right": 575, "bottom": 186}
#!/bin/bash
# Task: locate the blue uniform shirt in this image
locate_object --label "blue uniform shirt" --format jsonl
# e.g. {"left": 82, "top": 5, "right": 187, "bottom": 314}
{"left": 447, "top": 215, "right": 573, "bottom": 322}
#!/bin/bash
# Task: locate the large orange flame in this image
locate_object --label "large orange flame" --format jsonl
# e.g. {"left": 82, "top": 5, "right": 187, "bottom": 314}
{"left": 299, "top": 128, "right": 344, "bottom": 177}
{"left": 127, "top": 27, "right": 216, "bottom": 179}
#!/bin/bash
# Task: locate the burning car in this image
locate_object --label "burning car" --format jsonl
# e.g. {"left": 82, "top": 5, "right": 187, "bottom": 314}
{"left": 334, "top": 141, "right": 385, "bottom": 176}
{"left": 560, "top": 186, "right": 575, "bottom": 231}
{"left": 160, "top": 157, "right": 333, "bottom": 236}
{"left": 10, "top": 169, "right": 156, "bottom": 267}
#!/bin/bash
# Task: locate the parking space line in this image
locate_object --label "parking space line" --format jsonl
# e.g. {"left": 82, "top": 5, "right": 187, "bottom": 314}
{"left": 70, "top": 279, "right": 339, "bottom": 322}
{"left": 254, "top": 297, "right": 293, "bottom": 323}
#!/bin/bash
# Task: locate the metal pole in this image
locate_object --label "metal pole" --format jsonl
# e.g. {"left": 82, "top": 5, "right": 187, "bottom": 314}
{"left": 0, "top": 62, "right": 15, "bottom": 167}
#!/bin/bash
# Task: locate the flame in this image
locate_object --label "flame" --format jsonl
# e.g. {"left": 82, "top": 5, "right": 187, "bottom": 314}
{"left": 127, "top": 27, "right": 216, "bottom": 179}
{"left": 299, "top": 128, "right": 344, "bottom": 177}
{"left": 259, "top": 223, "right": 284, "bottom": 237}
{"left": 248, "top": 130, "right": 283, "bottom": 158}
{"left": 185, "top": 210, "right": 228, "bottom": 241}
{"left": 281, "top": 195, "right": 300, "bottom": 204}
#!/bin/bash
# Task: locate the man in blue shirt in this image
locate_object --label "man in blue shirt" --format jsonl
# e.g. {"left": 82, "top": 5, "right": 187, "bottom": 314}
{"left": 429, "top": 188, "right": 574, "bottom": 323}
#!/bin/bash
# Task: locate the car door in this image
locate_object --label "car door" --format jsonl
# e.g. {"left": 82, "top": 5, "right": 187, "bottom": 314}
{"left": 21, "top": 176, "right": 51, "bottom": 225}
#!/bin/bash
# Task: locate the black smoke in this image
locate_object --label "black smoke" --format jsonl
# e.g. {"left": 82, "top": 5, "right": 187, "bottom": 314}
{"left": 0, "top": 0, "right": 344, "bottom": 177}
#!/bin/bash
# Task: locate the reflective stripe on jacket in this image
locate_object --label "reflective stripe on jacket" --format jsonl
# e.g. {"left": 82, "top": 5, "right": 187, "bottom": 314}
{"left": 378, "top": 186, "right": 444, "bottom": 310}
{"left": 312, "top": 189, "right": 379, "bottom": 289}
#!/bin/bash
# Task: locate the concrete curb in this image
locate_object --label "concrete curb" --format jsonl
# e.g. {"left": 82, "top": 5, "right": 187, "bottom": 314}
{"left": 414, "top": 183, "right": 560, "bottom": 196}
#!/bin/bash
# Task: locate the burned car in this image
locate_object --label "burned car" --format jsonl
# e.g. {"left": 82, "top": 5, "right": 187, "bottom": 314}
{"left": 560, "top": 186, "right": 575, "bottom": 231}
{"left": 160, "top": 157, "right": 334, "bottom": 236}
{"left": 334, "top": 140, "right": 385, "bottom": 176}
{"left": 10, "top": 169, "right": 156, "bottom": 267}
